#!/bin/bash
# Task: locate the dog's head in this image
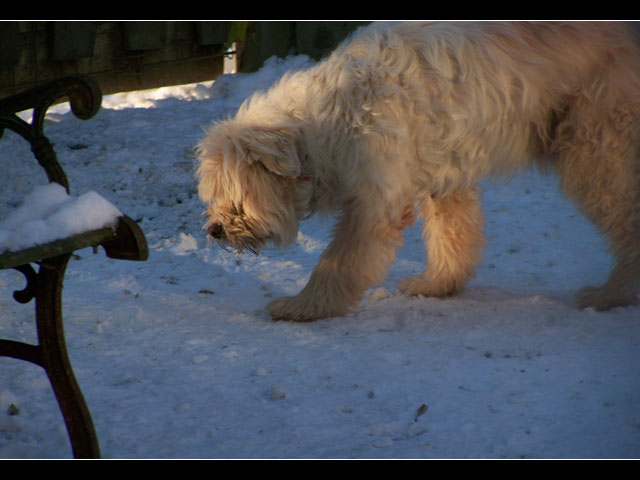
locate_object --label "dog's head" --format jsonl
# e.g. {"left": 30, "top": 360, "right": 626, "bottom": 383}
{"left": 196, "top": 107, "right": 313, "bottom": 255}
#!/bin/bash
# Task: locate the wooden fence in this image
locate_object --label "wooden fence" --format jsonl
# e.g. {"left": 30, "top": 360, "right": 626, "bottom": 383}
{"left": 0, "top": 21, "right": 369, "bottom": 98}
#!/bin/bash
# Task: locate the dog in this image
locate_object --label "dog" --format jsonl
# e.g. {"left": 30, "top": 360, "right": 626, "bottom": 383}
{"left": 196, "top": 21, "right": 640, "bottom": 321}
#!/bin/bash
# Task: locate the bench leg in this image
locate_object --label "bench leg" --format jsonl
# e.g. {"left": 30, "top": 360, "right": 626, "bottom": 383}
{"left": 35, "top": 254, "right": 100, "bottom": 459}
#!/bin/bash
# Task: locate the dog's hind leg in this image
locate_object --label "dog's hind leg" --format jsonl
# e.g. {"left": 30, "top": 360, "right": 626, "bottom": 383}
{"left": 399, "top": 188, "right": 485, "bottom": 298}
{"left": 554, "top": 95, "right": 640, "bottom": 310}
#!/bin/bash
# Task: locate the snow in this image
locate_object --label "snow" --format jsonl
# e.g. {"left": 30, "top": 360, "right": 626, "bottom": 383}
{"left": 0, "top": 183, "right": 122, "bottom": 254}
{"left": 0, "top": 54, "right": 639, "bottom": 459}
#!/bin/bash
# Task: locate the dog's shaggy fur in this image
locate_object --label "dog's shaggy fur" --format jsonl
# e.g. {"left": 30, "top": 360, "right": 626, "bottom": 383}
{"left": 197, "top": 21, "right": 640, "bottom": 321}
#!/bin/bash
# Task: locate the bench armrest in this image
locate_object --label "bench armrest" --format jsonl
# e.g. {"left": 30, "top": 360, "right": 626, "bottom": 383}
{"left": 0, "top": 75, "right": 102, "bottom": 192}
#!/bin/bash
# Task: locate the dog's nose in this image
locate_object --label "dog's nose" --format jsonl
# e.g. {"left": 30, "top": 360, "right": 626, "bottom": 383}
{"left": 208, "top": 222, "right": 225, "bottom": 238}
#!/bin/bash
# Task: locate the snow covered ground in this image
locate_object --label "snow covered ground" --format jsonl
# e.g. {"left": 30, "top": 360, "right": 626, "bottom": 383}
{"left": 0, "top": 53, "right": 639, "bottom": 459}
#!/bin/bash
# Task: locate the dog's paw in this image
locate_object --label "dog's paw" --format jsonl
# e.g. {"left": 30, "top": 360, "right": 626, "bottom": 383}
{"left": 398, "top": 275, "right": 457, "bottom": 298}
{"left": 267, "top": 296, "right": 313, "bottom": 322}
{"left": 267, "top": 295, "right": 347, "bottom": 322}
{"left": 575, "top": 285, "right": 638, "bottom": 311}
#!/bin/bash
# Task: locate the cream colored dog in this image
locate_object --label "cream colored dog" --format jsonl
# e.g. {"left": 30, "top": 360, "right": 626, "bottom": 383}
{"left": 197, "top": 21, "right": 640, "bottom": 321}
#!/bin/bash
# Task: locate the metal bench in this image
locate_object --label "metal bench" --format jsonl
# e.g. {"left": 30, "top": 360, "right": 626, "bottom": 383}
{"left": 0, "top": 75, "right": 149, "bottom": 458}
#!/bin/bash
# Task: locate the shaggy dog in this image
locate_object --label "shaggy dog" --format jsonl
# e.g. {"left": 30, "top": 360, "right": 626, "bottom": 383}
{"left": 197, "top": 21, "right": 640, "bottom": 321}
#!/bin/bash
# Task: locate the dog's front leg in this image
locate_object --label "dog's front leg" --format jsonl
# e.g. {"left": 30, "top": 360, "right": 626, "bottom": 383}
{"left": 268, "top": 206, "right": 405, "bottom": 321}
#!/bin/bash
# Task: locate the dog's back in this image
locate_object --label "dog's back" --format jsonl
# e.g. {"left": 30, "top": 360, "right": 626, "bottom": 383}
{"left": 319, "top": 22, "right": 640, "bottom": 182}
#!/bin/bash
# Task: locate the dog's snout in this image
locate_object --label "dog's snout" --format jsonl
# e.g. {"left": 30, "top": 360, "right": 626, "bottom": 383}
{"left": 208, "top": 222, "right": 225, "bottom": 238}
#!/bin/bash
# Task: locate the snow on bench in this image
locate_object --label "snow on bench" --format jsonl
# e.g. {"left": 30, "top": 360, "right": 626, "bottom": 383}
{"left": 0, "top": 183, "right": 122, "bottom": 255}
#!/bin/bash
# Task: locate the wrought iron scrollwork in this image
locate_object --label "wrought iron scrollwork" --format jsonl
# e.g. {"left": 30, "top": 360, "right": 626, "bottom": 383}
{"left": 12, "top": 263, "right": 37, "bottom": 304}
{"left": 0, "top": 75, "right": 102, "bottom": 192}
{"left": 0, "top": 76, "right": 104, "bottom": 458}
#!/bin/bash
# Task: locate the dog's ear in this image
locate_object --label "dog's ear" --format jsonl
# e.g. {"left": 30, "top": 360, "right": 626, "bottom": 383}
{"left": 237, "top": 127, "right": 302, "bottom": 178}
{"left": 195, "top": 149, "right": 224, "bottom": 204}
